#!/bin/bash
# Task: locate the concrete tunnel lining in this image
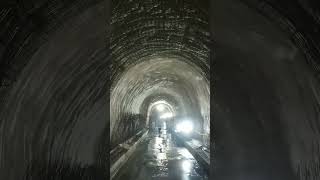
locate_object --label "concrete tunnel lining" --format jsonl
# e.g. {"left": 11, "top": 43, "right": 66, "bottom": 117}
{"left": 146, "top": 100, "right": 175, "bottom": 126}
{"left": 0, "top": 1, "right": 109, "bottom": 179}
{"left": 110, "top": 0, "right": 211, "bottom": 150}
{"left": 110, "top": 57, "right": 210, "bottom": 149}
{"left": 212, "top": 0, "right": 320, "bottom": 179}
{"left": 0, "top": 0, "right": 320, "bottom": 179}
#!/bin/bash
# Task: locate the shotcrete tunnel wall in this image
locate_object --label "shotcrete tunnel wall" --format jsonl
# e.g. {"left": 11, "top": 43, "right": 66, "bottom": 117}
{"left": 212, "top": 0, "right": 320, "bottom": 179}
{"left": 110, "top": 0, "right": 210, "bottom": 149}
{"left": 0, "top": 0, "right": 319, "bottom": 179}
{"left": 0, "top": 1, "right": 109, "bottom": 179}
{"left": 110, "top": 58, "right": 210, "bottom": 148}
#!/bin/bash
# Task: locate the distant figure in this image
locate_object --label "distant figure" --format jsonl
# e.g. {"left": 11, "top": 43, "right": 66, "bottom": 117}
{"left": 158, "top": 127, "right": 161, "bottom": 136}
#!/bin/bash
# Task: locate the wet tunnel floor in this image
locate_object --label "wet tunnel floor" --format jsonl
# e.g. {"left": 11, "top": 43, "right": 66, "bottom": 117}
{"left": 114, "top": 130, "right": 208, "bottom": 180}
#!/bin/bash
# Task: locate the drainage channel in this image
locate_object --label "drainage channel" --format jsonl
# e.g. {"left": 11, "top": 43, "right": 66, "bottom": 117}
{"left": 113, "top": 130, "right": 208, "bottom": 180}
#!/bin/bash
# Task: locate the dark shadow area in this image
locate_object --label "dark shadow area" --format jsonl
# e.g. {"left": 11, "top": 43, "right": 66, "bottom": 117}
{"left": 0, "top": 0, "right": 110, "bottom": 179}
{"left": 211, "top": 0, "right": 320, "bottom": 179}
{"left": 25, "top": 161, "right": 105, "bottom": 180}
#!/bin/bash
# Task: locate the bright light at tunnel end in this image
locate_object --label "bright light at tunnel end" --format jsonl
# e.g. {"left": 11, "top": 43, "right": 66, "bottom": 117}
{"left": 160, "top": 112, "right": 173, "bottom": 119}
{"left": 156, "top": 104, "right": 165, "bottom": 111}
{"left": 175, "top": 120, "right": 193, "bottom": 134}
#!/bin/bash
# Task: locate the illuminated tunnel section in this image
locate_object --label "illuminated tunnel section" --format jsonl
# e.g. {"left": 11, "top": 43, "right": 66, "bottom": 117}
{"left": 143, "top": 98, "right": 176, "bottom": 129}
{"left": 110, "top": 0, "right": 210, "bottom": 150}
{"left": 0, "top": 0, "right": 320, "bottom": 179}
{"left": 110, "top": 58, "right": 210, "bottom": 149}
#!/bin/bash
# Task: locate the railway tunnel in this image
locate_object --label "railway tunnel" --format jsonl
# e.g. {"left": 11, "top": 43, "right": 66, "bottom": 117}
{"left": 0, "top": 0, "right": 320, "bottom": 180}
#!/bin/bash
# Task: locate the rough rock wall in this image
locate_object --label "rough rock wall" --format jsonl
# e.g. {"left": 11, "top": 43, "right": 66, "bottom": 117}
{"left": 0, "top": 0, "right": 320, "bottom": 179}
{"left": 0, "top": 1, "right": 109, "bottom": 179}
{"left": 110, "top": 0, "right": 210, "bottom": 148}
{"left": 212, "top": 0, "right": 320, "bottom": 179}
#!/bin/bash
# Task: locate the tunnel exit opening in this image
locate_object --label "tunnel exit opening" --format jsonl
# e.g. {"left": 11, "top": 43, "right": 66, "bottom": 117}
{"left": 147, "top": 100, "right": 175, "bottom": 134}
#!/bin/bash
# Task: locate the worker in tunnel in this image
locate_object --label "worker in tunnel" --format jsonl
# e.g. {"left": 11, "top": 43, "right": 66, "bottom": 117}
{"left": 112, "top": 96, "right": 209, "bottom": 179}
{"left": 109, "top": 0, "right": 212, "bottom": 171}
{"left": 1, "top": 0, "right": 320, "bottom": 179}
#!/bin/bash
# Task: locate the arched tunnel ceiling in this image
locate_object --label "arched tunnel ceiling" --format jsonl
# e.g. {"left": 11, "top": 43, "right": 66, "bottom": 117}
{"left": 0, "top": 0, "right": 319, "bottom": 179}
{"left": 110, "top": 0, "right": 210, "bottom": 83}
{"left": 110, "top": 58, "right": 210, "bottom": 146}
{"left": 139, "top": 93, "right": 180, "bottom": 117}
{"left": 110, "top": 0, "right": 211, "bottom": 148}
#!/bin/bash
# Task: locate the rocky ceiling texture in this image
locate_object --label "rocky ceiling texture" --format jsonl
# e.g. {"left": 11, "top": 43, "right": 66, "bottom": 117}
{"left": 110, "top": 0, "right": 211, "bottom": 149}
{"left": 0, "top": 0, "right": 320, "bottom": 179}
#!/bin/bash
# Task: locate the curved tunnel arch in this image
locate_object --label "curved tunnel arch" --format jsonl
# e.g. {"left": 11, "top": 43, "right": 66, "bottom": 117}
{"left": 140, "top": 93, "right": 179, "bottom": 124}
{"left": 146, "top": 100, "right": 176, "bottom": 127}
{"left": 0, "top": 0, "right": 319, "bottom": 179}
{"left": 109, "top": 0, "right": 211, "bottom": 146}
{"left": 110, "top": 57, "right": 210, "bottom": 148}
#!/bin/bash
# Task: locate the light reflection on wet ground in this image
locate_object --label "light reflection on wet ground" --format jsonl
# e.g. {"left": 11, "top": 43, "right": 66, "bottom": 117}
{"left": 114, "top": 130, "right": 208, "bottom": 180}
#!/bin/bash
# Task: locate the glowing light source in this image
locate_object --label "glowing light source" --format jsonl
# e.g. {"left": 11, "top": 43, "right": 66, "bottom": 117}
{"left": 160, "top": 112, "right": 173, "bottom": 119}
{"left": 175, "top": 120, "right": 193, "bottom": 134}
{"left": 156, "top": 104, "right": 165, "bottom": 111}
{"left": 181, "top": 161, "right": 192, "bottom": 173}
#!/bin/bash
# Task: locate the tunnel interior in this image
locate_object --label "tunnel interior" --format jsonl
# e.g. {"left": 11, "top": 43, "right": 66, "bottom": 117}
{"left": 148, "top": 101, "right": 174, "bottom": 128}
{"left": 213, "top": 0, "right": 320, "bottom": 179}
{"left": 109, "top": 0, "right": 211, "bottom": 178}
{"left": 110, "top": 0, "right": 211, "bottom": 150}
{"left": 0, "top": 0, "right": 320, "bottom": 179}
